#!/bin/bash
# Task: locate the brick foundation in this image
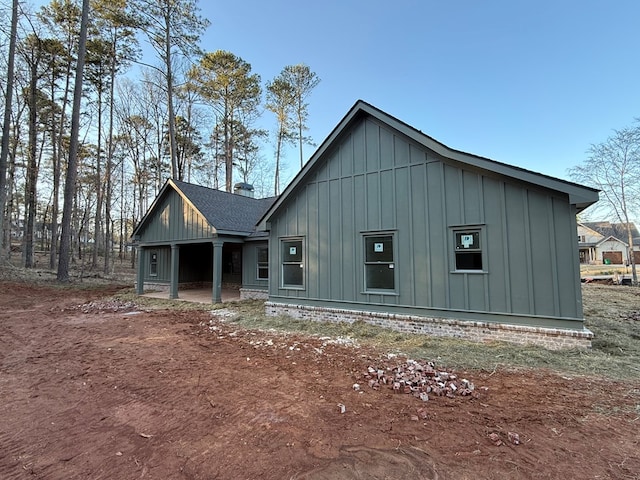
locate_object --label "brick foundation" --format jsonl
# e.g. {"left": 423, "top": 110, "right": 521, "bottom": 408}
{"left": 240, "top": 288, "right": 269, "bottom": 300}
{"left": 265, "top": 302, "right": 593, "bottom": 350}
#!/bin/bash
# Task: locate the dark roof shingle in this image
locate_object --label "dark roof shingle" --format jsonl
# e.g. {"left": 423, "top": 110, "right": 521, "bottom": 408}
{"left": 173, "top": 180, "right": 275, "bottom": 234}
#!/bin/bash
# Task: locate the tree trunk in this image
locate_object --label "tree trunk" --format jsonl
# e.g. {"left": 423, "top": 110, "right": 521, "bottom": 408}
{"left": 58, "top": 0, "right": 90, "bottom": 282}
{"left": 625, "top": 223, "right": 638, "bottom": 285}
{"left": 24, "top": 59, "right": 39, "bottom": 269}
{"left": 164, "top": 12, "right": 178, "bottom": 179}
{"left": 92, "top": 88, "right": 104, "bottom": 269}
{"left": 0, "top": 0, "right": 18, "bottom": 260}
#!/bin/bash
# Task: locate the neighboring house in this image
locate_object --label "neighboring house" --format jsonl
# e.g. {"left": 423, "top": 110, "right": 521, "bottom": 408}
{"left": 578, "top": 221, "right": 640, "bottom": 265}
{"left": 256, "top": 100, "right": 599, "bottom": 349}
{"left": 131, "top": 179, "right": 274, "bottom": 302}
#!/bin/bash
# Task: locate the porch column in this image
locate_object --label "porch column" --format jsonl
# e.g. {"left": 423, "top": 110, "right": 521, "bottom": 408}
{"left": 212, "top": 240, "right": 224, "bottom": 303}
{"left": 170, "top": 243, "right": 180, "bottom": 299}
{"left": 136, "top": 245, "right": 145, "bottom": 295}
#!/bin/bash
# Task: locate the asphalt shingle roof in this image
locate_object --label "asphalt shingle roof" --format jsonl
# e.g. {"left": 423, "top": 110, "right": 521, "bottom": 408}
{"left": 172, "top": 180, "right": 276, "bottom": 234}
{"left": 583, "top": 221, "right": 640, "bottom": 245}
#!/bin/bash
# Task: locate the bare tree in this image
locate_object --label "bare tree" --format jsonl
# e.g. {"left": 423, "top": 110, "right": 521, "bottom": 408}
{"left": 0, "top": 0, "right": 19, "bottom": 260}
{"left": 279, "top": 64, "right": 320, "bottom": 168}
{"left": 131, "top": 0, "right": 208, "bottom": 180}
{"left": 569, "top": 125, "right": 640, "bottom": 285}
{"left": 57, "top": 0, "right": 90, "bottom": 282}
{"left": 266, "top": 75, "right": 295, "bottom": 195}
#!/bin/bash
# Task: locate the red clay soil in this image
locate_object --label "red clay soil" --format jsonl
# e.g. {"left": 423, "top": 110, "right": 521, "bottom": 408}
{"left": 1, "top": 281, "right": 639, "bottom": 480}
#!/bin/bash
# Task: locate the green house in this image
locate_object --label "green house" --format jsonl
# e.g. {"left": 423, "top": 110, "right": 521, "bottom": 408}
{"left": 256, "top": 101, "right": 599, "bottom": 349}
{"left": 131, "top": 179, "right": 274, "bottom": 302}
{"left": 134, "top": 101, "right": 599, "bottom": 348}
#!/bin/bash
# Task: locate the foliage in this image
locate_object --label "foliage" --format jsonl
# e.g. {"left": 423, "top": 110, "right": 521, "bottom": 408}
{"left": 569, "top": 125, "right": 640, "bottom": 284}
{"left": 187, "top": 50, "right": 262, "bottom": 192}
{"left": 0, "top": 0, "right": 321, "bottom": 277}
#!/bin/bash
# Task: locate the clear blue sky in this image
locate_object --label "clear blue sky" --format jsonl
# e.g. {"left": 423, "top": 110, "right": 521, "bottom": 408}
{"left": 197, "top": 0, "right": 640, "bottom": 184}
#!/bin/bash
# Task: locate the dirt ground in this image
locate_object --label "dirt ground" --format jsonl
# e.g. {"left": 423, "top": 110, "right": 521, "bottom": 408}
{"left": 1, "top": 281, "right": 639, "bottom": 480}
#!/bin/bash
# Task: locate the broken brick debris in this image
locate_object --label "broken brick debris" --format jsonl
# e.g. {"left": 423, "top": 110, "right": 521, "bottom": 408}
{"left": 361, "top": 359, "right": 476, "bottom": 401}
{"left": 73, "top": 299, "right": 138, "bottom": 314}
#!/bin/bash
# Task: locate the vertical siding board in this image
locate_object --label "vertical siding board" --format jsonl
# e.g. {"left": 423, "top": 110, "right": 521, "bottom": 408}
{"left": 427, "top": 160, "right": 447, "bottom": 308}
{"left": 365, "top": 119, "right": 380, "bottom": 172}
{"left": 353, "top": 174, "right": 366, "bottom": 299}
{"left": 307, "top": 183, "right": 319, "bottom": 299}
{"left": 505, "top": 185, "right": 530, "bottom": 314}
{"left": 341, "top": 178, "right": 355, "bottom": 300}
{"left": 553, "top": 198, "right": 579, "bottom": 318}
{"left": 366, "top": 173, "right": 380, "bottom": 231}
{"left": 411, "top": 163, "right": 429, "bottom": 307}
{"left": 328, "top": 150, "right": 341, "bottom": 180}
{"left": 395, "top": 166, "right": 412, "bottom": 304}
{"left": 269, "top": 218, "right": 280, "bottom": 295}
{"left": 462, "top": 171, "right": 482, "bottom": 225}
{"left": 380, "top": 125, "right": 394, "bottom": 170}
{"left": 523, "top": 191, "right": 535, "bottom": 313}
{"left": 443, "top": 164, "right": 462, "bottom": 226}
{"left": 380, "top": 169, "right": 395, "bottom": 230}
{"left": 317, "top": 180, "right": 329, "bottom": 299}
{"left": 297, "top": 187, "right": 308, "bottom": 236}
{"left": 341, "top": 138, "right": 353, "bottom": 176}
{"left": 482, "top": 177, "right": 507, "bottom": 312}
{"left": 409, "top": 144, "right": 424, "bottom": 165}
{"left": 528, "top": 191, "right": 555, "bottom": 316}
{"left": 547, "top": 196, "right": 561, "bottom": 316}
{"left": 330, "top": 179, "right": 342, "bottom": 300}
{"left": 352, "top": 123, "right": 366, "bottom": 175}
{"left": 394, "top": 134, "right": 409, "bottom": 170}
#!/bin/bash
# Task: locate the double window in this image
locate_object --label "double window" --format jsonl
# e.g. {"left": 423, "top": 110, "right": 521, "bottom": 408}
{"left": 257, "top": 246, "right": 269, "bottom": 280}
{"left": 363, "top": 233, "right": 395, "bottom": 292}
{"left": 281, "top": 238, "right": 304, "bottom": 288}
{"left": 453, "top": 229, "right": 483, "bottom": 271}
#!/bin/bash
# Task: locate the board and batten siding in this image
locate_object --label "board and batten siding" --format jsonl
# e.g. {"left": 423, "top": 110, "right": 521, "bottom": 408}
{"left": 242, "top": 241, "right": 269, "bottom": 290}
{"left": 141, "top": 246, "right": 171, "bottom": 283}
{"left": 137, "top": 189, "right": 215, "bottom": 244}
{"left": 268, "top": 117, "right": 583, "bottom": 329}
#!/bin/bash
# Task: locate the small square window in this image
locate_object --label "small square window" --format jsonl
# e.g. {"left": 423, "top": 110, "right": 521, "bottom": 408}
{"left": 454, "top": 229, "right": 483, "bottom": 271}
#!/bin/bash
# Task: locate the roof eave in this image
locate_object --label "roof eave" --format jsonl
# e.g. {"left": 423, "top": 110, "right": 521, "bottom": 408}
{"left": 257, "top": 100, "right": 601, "bottom": 228}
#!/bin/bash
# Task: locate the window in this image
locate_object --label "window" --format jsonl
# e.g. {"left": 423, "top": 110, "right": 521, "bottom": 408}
{"left": 257, "top": 246, "right": 269, "bottom": 280}
{"left": 364, "top": 233, "right": 395, "bottom": 291}
{"left": 454, "top": 229, "right": 483, "bottom": 270}
{"left": 149, "top": 251, "right": 158, "bottom": 276}
{"left": 281, "top": 238, "right": 304, "bottom": 288}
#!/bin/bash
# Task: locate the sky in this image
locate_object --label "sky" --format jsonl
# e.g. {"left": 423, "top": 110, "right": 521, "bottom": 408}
{"left": 193, "top": 0, "right": 640, "bottom": 186}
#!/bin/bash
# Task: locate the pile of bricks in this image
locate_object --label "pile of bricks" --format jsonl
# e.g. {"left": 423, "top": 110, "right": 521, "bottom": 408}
{"left": 360, "top": 359, "right": 476, "bottom": 402}
{"left": 74, "top": 299, "right": 139, "bottom": 314}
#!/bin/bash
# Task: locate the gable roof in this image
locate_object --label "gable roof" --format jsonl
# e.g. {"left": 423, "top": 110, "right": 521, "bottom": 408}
{"left": 133, "top": 179, "right": 276, "bottom": 238}
{"left": 258, "top": 100, "right": 600, "bottom": 229}
{"left": 595, "top": 235, "right": 628, "bottom": 248}
{"left": 582, "top": 221, "right": 640, "bottom": 245}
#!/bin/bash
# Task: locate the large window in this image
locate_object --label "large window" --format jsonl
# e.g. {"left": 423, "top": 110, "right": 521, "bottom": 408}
{"left": 257, "top": 246, "right": 269, "bottom": 280}
{"left": 454, "top": 229, "right": 483, "bottom": 270}
{"left": 281, "top": 238, "right": 304, "bottom": 288}
{"left": 364, "top": 233, "right": 395, "bottom": 291}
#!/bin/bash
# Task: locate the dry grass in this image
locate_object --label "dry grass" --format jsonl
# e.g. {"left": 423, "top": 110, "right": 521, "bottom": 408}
{"left": 220, "top": 286, "right": 640, "bottom": 381}
{"left": 3, "top": 262, "right": 639, "bottom": 380}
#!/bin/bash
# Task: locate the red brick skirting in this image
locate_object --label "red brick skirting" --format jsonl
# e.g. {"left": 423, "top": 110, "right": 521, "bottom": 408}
{"left": 265, "top": 302, "right": 593, "bottom": 350}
